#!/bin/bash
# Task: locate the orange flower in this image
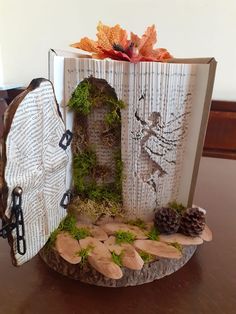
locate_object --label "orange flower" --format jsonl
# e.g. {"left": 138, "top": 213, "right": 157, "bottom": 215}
{"left": 71, "top": 22, "right": 172, "bottom": 63}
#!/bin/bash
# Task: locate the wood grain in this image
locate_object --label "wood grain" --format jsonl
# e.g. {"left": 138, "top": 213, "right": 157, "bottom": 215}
{"left": 203, "top": 100, "right": 236, "bottom": 159}
{"left": 0, "top": 157, "right": 235, "bottom": 313}
{"left": 39, "top": 244, "right": 196, "bottom": 287}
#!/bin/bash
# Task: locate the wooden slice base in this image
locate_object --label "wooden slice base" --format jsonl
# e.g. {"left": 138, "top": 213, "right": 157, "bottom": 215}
{"left": 39, "top": 245, "right": 197, "bottom": 287}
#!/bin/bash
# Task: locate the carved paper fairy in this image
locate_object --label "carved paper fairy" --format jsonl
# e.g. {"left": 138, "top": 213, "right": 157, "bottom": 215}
{"left": 132, "top": 98, "right": 190, "bottom": 192}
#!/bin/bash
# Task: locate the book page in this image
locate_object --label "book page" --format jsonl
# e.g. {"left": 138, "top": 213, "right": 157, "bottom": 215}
{"left": 61, "top": 57, "right": 211, "bottom": 219}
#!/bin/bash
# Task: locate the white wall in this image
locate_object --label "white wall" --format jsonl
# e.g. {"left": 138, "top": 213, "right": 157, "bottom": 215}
{"left": 1, "top": 0, "right": 236, "bottom": 100}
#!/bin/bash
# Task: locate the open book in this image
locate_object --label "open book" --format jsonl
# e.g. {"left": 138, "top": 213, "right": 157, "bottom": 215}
{"left": 49, "top": 49, "right": 216, "bottom": 219}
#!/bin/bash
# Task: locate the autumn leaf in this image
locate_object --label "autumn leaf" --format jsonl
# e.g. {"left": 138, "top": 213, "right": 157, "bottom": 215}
{"left": 96, "top": 22, "right": 128, "bottom": 51}
{"left": 139, "top": 25, "right": 157, "bottom": 56}
{"left": 71, "top": 37, "right": 99, "bottom": 53}
{"left": 70, "top": 22, "right": 172, "bottom": 63}
{"left": 148, "top": 48, "right": 173, "bottom": 61}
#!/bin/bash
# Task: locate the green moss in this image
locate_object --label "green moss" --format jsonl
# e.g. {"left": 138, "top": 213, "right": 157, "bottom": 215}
{"left": 86, "top": 183, "right": 122, "bottom": 203}
{"left": 147, "top": 227, "right": 160, "bottom": 241}
{"left": 45, "top": 228, "right": 60, "bottom": 249}
{"left": 139, "top": 251, "right": 155, "bottom": 263}
{"left": 68, "top": 78, "right": 126, "bottom": 121}
{"left": 73, "top": 149, "right": 97, "bottom": 193}
{"left": 105, "top": 110, "right": 120, "bottom": 126}
{"left": 126, "top": 218, "right": 147, "bottom": 230}
{"left": 115, "top": 230, "right": 136, "bottom": 244}
{"left": 74, "top": 227, "right": 91, "bottom": 241}
{"left": 59, "top": 215, "right": 91, "bottom": 240}
{"left": 58, "top": 214, "right": 77, "bottom": 232}
{"left": 170, "top": 242, "right": 183, "bottom": 252}
{"left": 114, "top": 150, "right": 123, "bottom": 194}
{"left": 68, "top": 80, "right": 92, "bottom": 115}
{"left": 111, "top": 251, "right": 123, "bottom": 266}
{"left": 47, "top": 215, "right": 91, "bottom": 247}
{"left": 168, "top": 201, "right": 186, "bottom": 214}
{"left": 73, "top": 149, "right": 123, "bottom": 205}
{"left": 76, "top": 245, "right": 94, "bottom": 267}
{"left": 104, "top": 99, "right": 125, "bottom": 126}
{"left": 69, "top": 77, "right": 125, "bottom": 219}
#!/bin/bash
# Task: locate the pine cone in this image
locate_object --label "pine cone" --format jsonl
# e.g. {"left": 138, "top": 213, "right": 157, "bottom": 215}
{"left": 179, "top": 207, "right": 206, "bottom": 236}
{"left": 154, "top": 207, "right": 181, "bottom": 234}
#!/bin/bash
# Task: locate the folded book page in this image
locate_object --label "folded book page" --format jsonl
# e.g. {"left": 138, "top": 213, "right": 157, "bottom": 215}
{"left": 4, "top": 80, "right": 68, "bottom": 265}
{"left": 52, "top": 56, "right": 211, "bottom": 219}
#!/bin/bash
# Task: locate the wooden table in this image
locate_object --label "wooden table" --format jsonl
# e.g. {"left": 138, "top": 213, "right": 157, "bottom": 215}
{"left": 0, "top": 157, "right": 235, "bottom": 314}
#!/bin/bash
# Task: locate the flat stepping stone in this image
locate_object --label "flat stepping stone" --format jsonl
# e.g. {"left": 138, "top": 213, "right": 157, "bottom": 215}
{"left": 104, "top": 236, "right": 144, "bottom": 270}
{"left": 121, "top": 243, "right": 144, "bottom": 270}
{"left": 76, "top": 223, "right": 108, "bottom": 241}
{"left": 104, "top": 236, "right": 123, "bottom": 255}
{"left": 101, "top": 223, "right": 147, "bottom": 239}
{"left": 159, "top": 233, "right": 203, "bottom": 245}
{"left": 199, "top": 225, "right": 212, "bottom": 242}
{"left": 79, "top": 237, "right": 123, "bottom": 280}
{"left": 134, "top": 239, "right": 182, "bottom": 259}
{"left": 55, "top": 232, "right": 81, "bottom": 264}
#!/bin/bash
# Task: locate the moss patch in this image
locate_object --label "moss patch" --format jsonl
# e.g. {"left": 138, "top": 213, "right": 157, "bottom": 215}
{"left": 146, "top": 227, "right": 160, "bottom": 241}
{"left": 46, "top": 228, "right": 60, "bottom": 249}
{"left": 73, "top": 149, "right": 97, "bottom": 194}
{"left": 68, "top": 197, "right": 123, "bottom": 222}
{"left": 104, "top": 99, "right": 125, "bottom": 126}
{"left": 126, "top": 218, "right": 147, "bottom": 230}
{"left": 58, "top": 215, "right": 91, "bottom": 240}
{"left": 168, "top": 201, "right": 186, "bottom": 214}
{"left": 114, "top": 150, "right": 123, "bottom": 194}
{"left": 46, "top": 215, "right": 91, "bottom": 248}
{"left": 73, "top": 149, "right": 122, "bottom": 204}
{"left": 111, "top": 251, "right": 123, "bottom": 267}
{"left": 170, "top": 242, "right": 183, "bottom": 252}
{"left": 76, "top": 245, "right": 94, "bottom": 267}
{"left": 69, "top": 77, "right": 126, "bottom": 221}
{"left": 115, "top": 230, "right": 136, "bottom": 244}
{"left": 68, "top": 77, "right": 125, "bottom": 123}
{"left": 68, "top": 80, "right": 92, "bottom": 115}
{"left": 139, "top": 251, "right": 155, "bottom": 263}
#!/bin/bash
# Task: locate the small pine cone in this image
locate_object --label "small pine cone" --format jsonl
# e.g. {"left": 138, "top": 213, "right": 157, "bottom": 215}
{"left": 154, "top": 207, "right": 181, "bottom": 234}
{"left": 179, "top": 207, "right": 206, "bottom": 237}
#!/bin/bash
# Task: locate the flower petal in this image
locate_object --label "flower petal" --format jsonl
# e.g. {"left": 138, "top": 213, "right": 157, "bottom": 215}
{"left": 96, "top": 21, "right": 129, "bottom": 50}
{"left": 100, "top": 48, "right": 131, "bottom": 62}
{"left": 71, "top": 37, "right": 99, "bottom": 53}
{"left": 139, "top": 25, "right": 157, "bottom": 55}
{"left": 148, "top": 48, "right": 173, "bottom": 61}
{"left": 130, "top": 32, "right": 141, "bottom": 47}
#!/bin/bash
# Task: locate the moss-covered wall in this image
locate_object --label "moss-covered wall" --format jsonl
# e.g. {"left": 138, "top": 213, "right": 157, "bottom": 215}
{"left": 68, "top": 77, "right": 125, "bottom": 221}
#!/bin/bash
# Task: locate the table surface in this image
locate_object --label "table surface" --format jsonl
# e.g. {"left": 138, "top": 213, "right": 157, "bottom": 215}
{"left": 0, "top": 157, "right": 236, "bottom": 314}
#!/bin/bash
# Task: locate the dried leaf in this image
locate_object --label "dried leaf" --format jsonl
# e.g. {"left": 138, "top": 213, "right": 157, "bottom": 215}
{"left": 96, "top": 22, "right": 128, "bottom": 51}
{"left": 139, "top": 25, "right": 157, "bottom": 55}
{"left": 70, "top": 22, "right": 172, "bottom": 63}
{"left": 148, "top": 48, "right": 172, "bottom": 61}
{"left": 71, "top": 37, "right": 99, "bottom": 53}
{"left": 96, "top": 21, "right": 113, "bottom": 50}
